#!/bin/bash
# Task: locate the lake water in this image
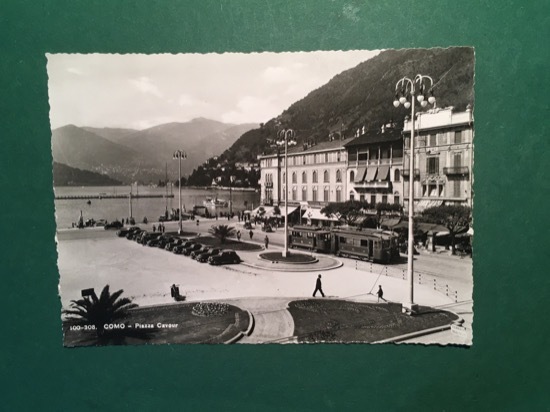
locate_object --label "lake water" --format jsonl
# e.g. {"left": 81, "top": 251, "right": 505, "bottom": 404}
{"left": 53, "top": 186, "right": 260, "bottom": 229}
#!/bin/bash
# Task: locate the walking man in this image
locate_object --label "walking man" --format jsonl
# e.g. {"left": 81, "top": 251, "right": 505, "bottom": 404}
{"left": 237, "top": 230, "right": 241, "bottom": 242}
{"left": 313, "top": 274, "right": 325, "bottom": 297}
{"left": 249, "top": 230, "right": 253, "bottom": 240}
{"left": 377, "top": 285, "right": 387, "bottom": 303}
{"left": 264, "top": 235, "right": 269, "bottom": 249}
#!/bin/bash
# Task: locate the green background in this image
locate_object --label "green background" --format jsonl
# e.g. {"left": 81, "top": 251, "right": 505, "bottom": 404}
{"left": 1, "top": 1, "right": 548, "bottom": 410}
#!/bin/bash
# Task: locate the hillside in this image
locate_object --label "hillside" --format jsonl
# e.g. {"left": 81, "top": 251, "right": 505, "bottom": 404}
{"left": 51, "top": 120, "right": 258, "bottom": 183}
{"left": 53, "top": 162, "right": 122, "bottom": 186}
{"left": 220, "top": 47, "right": 475, "bottom": 163}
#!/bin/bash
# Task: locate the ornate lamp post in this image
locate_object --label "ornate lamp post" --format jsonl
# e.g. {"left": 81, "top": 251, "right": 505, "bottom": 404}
{"left": 277, "top": 128, "right": 296, "bottom": 258}
{"left": 229, "top": 175, "right": 236, "bottom": 215}
{"left": 173, "top": 150, "right": 187, "bottom": 234}
{"left": 393, "top": 75, "right": 436, "bottom": 314}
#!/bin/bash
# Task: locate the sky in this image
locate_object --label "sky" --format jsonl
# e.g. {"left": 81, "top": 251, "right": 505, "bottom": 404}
{"left": 47, "top": 50, "right": 380, "bottom": 130}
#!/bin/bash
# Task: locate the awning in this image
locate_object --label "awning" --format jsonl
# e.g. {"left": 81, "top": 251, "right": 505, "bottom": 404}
{"left": 377, "top": 165, "right": 390, "bottom": 181}
{"left": 304, "top": 207, "right": 340, "bottom": 221}
{"left": 415, "top": 199, "right": 443, "bottom": 212}
{"left": 251, "top": 205, "right": 299, "bottom": 217}
{"left": 365, "top": 167, "right": 378, "bottom": 182}
{"left": 354, "top": 167, "right": 367, "bottom": 183}
{"left": 379, "top": 217, "right": 401, "bottom": 228}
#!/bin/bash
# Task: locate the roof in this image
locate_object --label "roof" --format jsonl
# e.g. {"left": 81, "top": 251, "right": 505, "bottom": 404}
{"left": 344, "top": 128, "right": 403, "bottom": 148}
{"left": 286, "top": 137, "right": 356, "bottom": 155}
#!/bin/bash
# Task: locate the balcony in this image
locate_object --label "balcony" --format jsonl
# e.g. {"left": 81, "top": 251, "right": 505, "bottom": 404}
{"left": 443, "top": 166, "right": 469, "bottom": 175}
{"left": 402, "top": 169, "right": 420, "bottom": 177}
{"left": 264, "top": 181, "right": 273, "bottom": 188}
{"left": 354, "top": 181, "right": 392, "bottom": 189}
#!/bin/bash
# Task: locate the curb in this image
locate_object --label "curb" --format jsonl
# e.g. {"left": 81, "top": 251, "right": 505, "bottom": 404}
{"left": 240, "top": 258, "right": 343, "bottom": 272}
{"left": 225, "top": 309, "right": 255, "bottom": 344}
{"left": 373, "top": 324, "right": 453, "bottom": 344}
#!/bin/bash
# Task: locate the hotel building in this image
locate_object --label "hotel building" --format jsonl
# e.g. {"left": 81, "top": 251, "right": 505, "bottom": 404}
{"left": 403, "top": 106, "right": 474, "bottom": 211}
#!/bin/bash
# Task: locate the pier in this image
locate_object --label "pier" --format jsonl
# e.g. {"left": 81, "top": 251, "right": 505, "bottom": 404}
{"left": 55, "top": 194, "right": 174, "bottom": 200}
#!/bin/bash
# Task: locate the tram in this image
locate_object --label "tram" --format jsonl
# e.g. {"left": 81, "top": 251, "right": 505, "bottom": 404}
{"left": 289, "top": 226, "right": 332, "bottom": 253}
{"left": 289, "top": 226, "right": 400, "bottom": 264}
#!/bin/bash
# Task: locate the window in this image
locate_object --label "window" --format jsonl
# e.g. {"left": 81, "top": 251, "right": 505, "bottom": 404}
{"left": 360, "top": 194, "right": 365, "bottom": 202}
{"left": 393, "top": 146, "right": 403, "bottom": 158}
{"left": 429, "top": 184, "right": 437, "bottom": 197}
{"left": 292, "top": 172, "right": 297, "bottom": 184}
{"left": 358, "top": 152, "right": 368, "bottom": 161}
{"left": 350, "top": 192, "right": 355, "bottom": 201}
{"left": 337, "top": 152, "right": 341, "bottom": 162}
{"left": 427, "top": 157, "right": 439, "bottom": 174}
{"left": 349, "top": 152, "right": 357, "bottom": 162}
{"left": 312, "top": 170, "right": 318, "bottom": 183}
{"left": 282, "top": 187, "right": 286, "bottom": 200}
{"left": 455, "top": 130, "right": 462, "bottom": 144}
{"left": 453, "top": 180, "right": 461, "bottom": 198}
{"left": 302, "top": 155, "right": 306, "bottom": 165}
{"left": 350, "top": 171, "right": 355, "bottom": 182}
{"left": 324, "top": 187, "right": 329, "bottom": 202}
{"left": 312, "top": 186, "right": 318, "bottom": 202}
{"left": 302, "top": 186, "right": 307, "bottom": 201}
{"left": 282, "top": 172, "right": 286, "bottom": 182}
{"left": 429, "top": 134, "right": 437, "bottom": 147}
{"left": 394, "top": 196, "right": 400, "bottom": 205}
{"left": 302, "top": 171, "right": 307, "bottom": 183}
{"left": 324, "top": 153, "right": 328, "bottom": 163}
{"left": 370, "top": 195, "right": 376, "bottom": 205}
{"left": 454, "top": 153, "right": 462, "bottom": 167}
{"left": 292, "top": 187, "right": 296, "bottom": 201}
{"left": 336, "top": 188, "right": 342, "bottom": 202}
{"left": 323, "top": 170, "right": 329, "bottom": 183}
{"left": 382, "top": 195, "right": 388, "bottom": 204}
{"left": 394, "top": 169, "right": 400, "bottom": 182}
{"left": 336, "top": 170, "right": 342, "bottom": 182}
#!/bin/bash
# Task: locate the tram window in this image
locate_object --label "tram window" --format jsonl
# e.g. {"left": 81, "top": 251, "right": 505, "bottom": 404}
{"left": 360, "top": 239, "right": 368, "bottom": 247}
{"left": 339, "top": 237, "right": 346, "bottom": 244}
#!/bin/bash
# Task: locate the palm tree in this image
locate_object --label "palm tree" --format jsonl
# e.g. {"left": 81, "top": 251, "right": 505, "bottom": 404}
{"left": 208, "top": 224, "right": 236, "bottom": 244}
{"left": 63, "top": 285, "right": 138, "bottom": 338}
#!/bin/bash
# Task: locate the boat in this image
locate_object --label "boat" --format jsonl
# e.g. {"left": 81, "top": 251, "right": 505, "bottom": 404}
{"left": 203, "top": 197, "right": 229, "bottom": 208}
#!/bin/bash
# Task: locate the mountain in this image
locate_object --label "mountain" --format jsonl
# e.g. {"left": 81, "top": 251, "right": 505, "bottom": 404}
{"left": 53, "top": 162, "right": 122, "bottom": 186}
{"left": 220, "top": 47, "right": 475, "bottom": 163}
{"left": 82, "top": 127, "right": 138, "bottom": 145}
{"left": 51, "top": 119, "right": 258, "bottom": 183}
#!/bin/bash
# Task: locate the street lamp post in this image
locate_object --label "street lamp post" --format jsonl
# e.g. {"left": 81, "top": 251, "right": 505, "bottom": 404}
{"left": 229, "top": 175, "right": 235, "bottom": 216}
{"left": 277, "top": 128, "right": 296, "bottom": 258}
{"left": 393, "top": 74, "right": 436, "bottom": 314}
{"left": 173, "top": 150, "right": 187, "bottom": 234}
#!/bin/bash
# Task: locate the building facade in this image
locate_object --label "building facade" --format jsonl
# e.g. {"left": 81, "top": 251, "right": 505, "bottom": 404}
{"left": 344, "top": 125, "right": 404, "bottom": 206}
{"left": 258, "top": 137, "right": 354, "bottom": 207}
{"left": 403, "top": 106, "right": 473, "bottom": 211}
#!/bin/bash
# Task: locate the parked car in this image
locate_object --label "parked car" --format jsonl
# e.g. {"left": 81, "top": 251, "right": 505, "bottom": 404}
{"left": 165, "top": 238, "right": 184, "bottom": 251}
{"left": 208, "top": 250, "right": 241, "bottom": 265}
{"left": 183, "top": 243, "right": 202, "bottom": 256}
{"left": 140, "top": 232, "right": 162, "bottom": 245}
{"left": 156, "top": 236, "right": 174, "bottom": 249}
{"left": 190, "top": 246, "right": 211, "bottom": 260}
{"left": 104, "top": 220, "right": 123, "bottom": 230}
{"left": 94, "top": 219, "right": 108, "bottom": 227}
{"left": 116, "top": 228, "right": 129, "bottom": 237}
{"left": 196, "top": 248, "right": 221, "bottom": 263}
{"left": 126, "top": 227, "right": 142, "bottom": 240}
{"left": 173, "top": 241, "right": 195, "bottom": 255}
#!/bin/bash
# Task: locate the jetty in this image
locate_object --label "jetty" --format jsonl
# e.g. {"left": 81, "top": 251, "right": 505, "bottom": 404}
{"left": 55, "top": 194, "right": 174, "bottom": 200}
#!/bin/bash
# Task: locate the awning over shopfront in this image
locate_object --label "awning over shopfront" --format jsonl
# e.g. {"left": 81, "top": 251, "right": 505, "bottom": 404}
{"left": 379, "top": 216, "right": 401, "bottom": 229}
{"left": 354, "top": 167, "right": 367, "bottom": 183}
{"left": 251, "top": 205, "right": 299, "bottom": 218}
{"left": 376, "top": 165, "right": 390, "bottom": 181}
{"left": 365, "top": 167, "right": 378, "bottom": 182}
{"left": 303, "top": 207, "right": 340, "bottom": 222}
{"left": 415, "top": 199, "right": 443, "bottom": 212}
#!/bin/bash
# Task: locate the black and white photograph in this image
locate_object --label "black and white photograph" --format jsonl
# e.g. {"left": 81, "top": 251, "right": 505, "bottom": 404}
{"left": 49, "top": 47, "right": 474, "bottom": 347}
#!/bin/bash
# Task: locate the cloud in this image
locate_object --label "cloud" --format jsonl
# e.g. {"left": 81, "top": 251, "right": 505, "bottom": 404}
{"left": 178, "top": 94, "right": 195, "bottom": 106}
{"left": 221, "top": 96, "right": 278, "bottom": 124}
{"left": 128, "top": 76, "right": 162, "bottom": 98}
{"left": 261, "top": 66, "right": 294, "bottom": 83}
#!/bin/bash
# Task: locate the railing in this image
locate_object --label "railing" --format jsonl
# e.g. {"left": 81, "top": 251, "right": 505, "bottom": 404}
{"left": 264, "top": 181, "right": 273, "bottom": 188}
{"left": 402, "top": 169, "right": 420, "bottom": 177}
{"left": 354, "top": 261, "right": 463, "bottom": 303}
{"left": 443, "top": 166, "right": 469, "bottom": 175}
{"left": 353, "top": 181, "right": 392, "bottom": 189}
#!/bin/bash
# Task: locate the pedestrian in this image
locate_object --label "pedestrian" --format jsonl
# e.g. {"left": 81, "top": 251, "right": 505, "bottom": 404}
{"left": 152, "top": 224, "right": 156, "bottom": 232}
{"left": 264, "top": 235, "right": 269, "bottom": 249}
{"left": 249, "top": 229, "right": 253, "bottom": 240}
{"left": 313, "top": 274, "right": 325, "bottom": 297}
{"left": 196, "top": 219, "right": 200, "bottom": 226}
{"left": 237, "top": 230, "right": 241, "bottom": 242}
{"left": 377, "top": 285, "right": 387, "bottom": 303}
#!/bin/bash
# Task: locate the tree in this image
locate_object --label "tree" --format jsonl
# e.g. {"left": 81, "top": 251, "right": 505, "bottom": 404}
{"left": 208, "top": 224, "right": 236, "bottom": 244}
{"left": 63, "top": 285, "right": 138, "bottom": 338}
{"left": 321, "top": 200, "right": 369, "bottom": 226}
{"left": 421, "top": 205, "right": 471, "bottom": 254}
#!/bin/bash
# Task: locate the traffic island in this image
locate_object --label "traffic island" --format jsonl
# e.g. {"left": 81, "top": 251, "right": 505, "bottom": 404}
{"left": 259, "top": 251, "right": 318, "bottom": 264}
{"left": 62, "top": 302, "right": 250, "bottom": 347}
{"left": 287, "top": 299, "right": 458, "bottom": 343}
